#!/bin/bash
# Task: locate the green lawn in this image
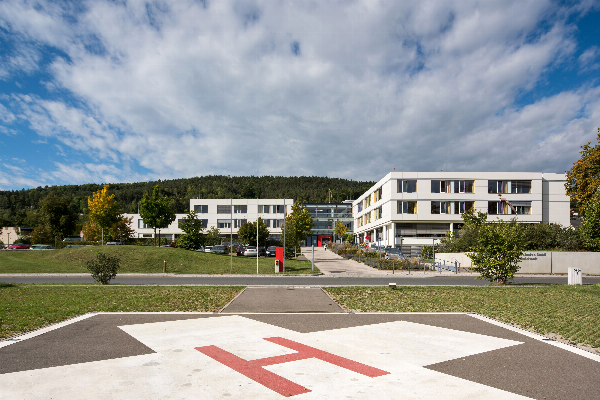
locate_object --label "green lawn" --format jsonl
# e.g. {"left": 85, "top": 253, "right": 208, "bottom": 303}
{"left": 0, "top": 246, "right": 318, "bottom": 274}
{"left": 325, "top": 285, "right": 600, "bottom": 349}
{"left": 0, "top": 283, "right": 243, "bottom": 339}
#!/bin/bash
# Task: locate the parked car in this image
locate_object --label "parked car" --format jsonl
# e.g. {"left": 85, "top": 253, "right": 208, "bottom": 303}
{"left": 7, "top": 243, "right": 30, "bottom": 250}
{"left": 211, "top": 245, "right": 229, "bottom": 254}
{"left": 30, "top": 244, "right": 54, "bottom": 250}
{"left": 204, "top": 246, "right": 213, "bottom": 253}
{"left": 243, "top": 246, "right": 258, "bottom": 257}
{"left": 257, "top": 246, "right": 266, "bottom": 257}
{"left": 265, "top": 246, "right": 277, "bottom": 257}
{"left": 194, "top": 246, "right": 205, "bottom": 252}
{"left": 106, "top": 241, "right": 123, "bottom": 245}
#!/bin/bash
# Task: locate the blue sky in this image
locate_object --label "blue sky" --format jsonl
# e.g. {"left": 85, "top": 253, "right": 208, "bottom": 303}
{"left": 1, "top": 0, "right": 599, "bottom": 191}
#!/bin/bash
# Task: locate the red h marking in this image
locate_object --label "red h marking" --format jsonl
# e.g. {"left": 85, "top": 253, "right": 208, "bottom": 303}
{"left": 196, "top": 337, "right": 389, "bottom": 397}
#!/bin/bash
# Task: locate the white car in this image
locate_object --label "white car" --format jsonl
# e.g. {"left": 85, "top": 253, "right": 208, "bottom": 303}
{"left": 243, "top": 246, "right": 258, "bottom": 257}
{"left": 204, "top": 246, "right": 213, "bottom": 253}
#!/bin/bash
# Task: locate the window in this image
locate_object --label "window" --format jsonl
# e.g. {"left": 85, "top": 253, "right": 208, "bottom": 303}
{"left": 274, "top": 205, "right": 285, "bottom": 214}
{"left": 138, "top": 219, "right": 150, "bottom": 229}
{"left": 398, "top": 201, "right": 417, "bottom": 214}
{"left": 200, "top": 219, "right": 208, "bottom": 228}
{"left": 356, "top": 203, "right": 363, "bottom": 213}
{"left": 512, "top": 202, "right": 532, "bottom": 214}
{"left": 431, "top": 180, "right": 448, "bottom": 193}
{"left": 259, "top": 205, "right": 270, "bottom": 213}
{"left": 263, "top": 219, "right": 271, "bottom": 228}
{"left": 431, "top": 201, "right": 448, "bottom": 214}
{"left": 399, "top": 180, "right": 417, "bottom": 193}
{"left": 272, "top": 219, "right": 284, "bottom": 228}
{"left": 217, "top": 219, "right": 231, "bottom": 228}
{"left": 488, "top": 180, "right": 508, "bottom": 194}
{"left": 374, "top": 206, "right": 383, "bottom": 220}
{"left": 194, "top": 205, "right": 208, "bottom": 213}
{"left": 459, "top": 201, "right": 474, "bottom": 213}
{"left": 233, "top": 205, "right": 247, "bottom": 214}
{"left": 511, "top": 181, "right": 532, "bottom": 194}
{"left": 234, "top": 219, "right": 247, "bottom": 228}
{"left": 217, "top": 205, "right": 231, "bottom": 214}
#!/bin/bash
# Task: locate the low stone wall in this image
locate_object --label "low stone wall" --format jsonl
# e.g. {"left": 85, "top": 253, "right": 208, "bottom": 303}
{"left": 437, "top": 252, "right": 600, "bottom": 275}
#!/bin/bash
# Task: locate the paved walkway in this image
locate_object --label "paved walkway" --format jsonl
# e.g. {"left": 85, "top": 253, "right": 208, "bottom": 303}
{"left": 302, "top": 246, "right": 478, "bottom": 277}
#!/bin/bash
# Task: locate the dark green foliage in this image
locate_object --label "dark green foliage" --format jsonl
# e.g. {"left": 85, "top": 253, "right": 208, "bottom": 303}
{"left": 177, "top": 210, "right": 205, "bottom": 250}
{"left": 85, "top": 252, "right": 120, "bottom": 285}
{"left": 238, "top": 218, "right": 270, "bottom": 246}
{"left": 579, "top": 187, "right": 600, "bottom": 251}
{"left": 0, "top": 176, "right": 374, "bottom": 228}
{"left": 522, "top": 223, "right": 582, "bottom": 251}
{"left": 40, "top": 194, "right": 78, "bottom": 239}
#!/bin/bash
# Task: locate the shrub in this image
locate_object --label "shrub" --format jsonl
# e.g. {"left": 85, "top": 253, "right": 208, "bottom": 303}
{"left": 85, "top": 252, "right": 121, "bottom": 285}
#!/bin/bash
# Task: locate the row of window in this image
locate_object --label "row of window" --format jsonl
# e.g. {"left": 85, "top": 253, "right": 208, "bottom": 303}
{"left": 356, "top": 200, "right": 532, "bottom": 225}
{"left": 193, "top": 205, "right": 287, "bottom": 214}
{"left": 139, "top": 218, "right": 285, "bottom": 230}
{"left": 359, "top": 180, "right": 533, "bottom": 212}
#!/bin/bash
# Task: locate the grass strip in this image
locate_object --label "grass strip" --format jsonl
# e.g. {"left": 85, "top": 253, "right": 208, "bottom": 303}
{"left": 0, "top": 283, "right": 243, "bottom": 340}
{"left": 0, "top": 246, "right": 318, "bottom": 274}
{"left": 325, "top": 285, "right": 600, "bottom": 349}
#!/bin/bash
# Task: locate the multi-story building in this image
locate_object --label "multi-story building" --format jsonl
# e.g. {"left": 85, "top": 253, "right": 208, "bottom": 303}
{"left": 126, "top": 199, "right": 293, "bottom": 242}
{"left": 304, "top": 201, "right": 354, "bottom": 246}
{"left": 352, "top": 172, "right": 569, "bottom": 253}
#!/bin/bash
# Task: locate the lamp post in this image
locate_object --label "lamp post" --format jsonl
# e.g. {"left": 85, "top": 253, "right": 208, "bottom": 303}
{"left": 256, "top": 198, "right": 259, "bottom": 274}
{"left": 7, "top": 232, "right": 10, "bottom": 246}
{"left": 230, "top": 197, "right": 233, "bottom": 274}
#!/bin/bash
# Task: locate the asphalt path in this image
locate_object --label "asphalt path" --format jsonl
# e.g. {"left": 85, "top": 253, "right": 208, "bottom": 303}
{"left": 1, "top": 274, "right": 599, "bottom": 286}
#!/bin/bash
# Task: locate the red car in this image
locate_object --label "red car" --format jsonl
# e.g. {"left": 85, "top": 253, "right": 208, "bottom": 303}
{"left": 7, "top": 243, "right": 30, "bottom": 250}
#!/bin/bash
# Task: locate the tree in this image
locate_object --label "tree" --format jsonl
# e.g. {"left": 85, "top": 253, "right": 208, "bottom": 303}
{"left": 578, "top": 185, "right": 600, "bottom": 251}
{"left": 87, "top": 185, "right": 121, "bottom": 244}
{"left": 283, "top": 201, "right": 313, "bottom": 256}
{"left": 108, "top": 215, "right": 136, "bottom": 243}
{"left": 30, "top": 226, "right": 52, "bottom": 245}
{"left": 139, "top": 185, "right": 176, "bottom": 246}
{"left": 205, "top": 226, "right": 221, "bottom": 246}
{"left": 438, "top": 209, "right": 488, "bottom": 253}
{"left": 467, "top": 219, "right": 525, "bottom": 284}
{"left": 238, "top": 218, "right": 270, "bottom": 246}
{"left": 82, "top": 220, "right": 101, "bottom": 241}
{"left": 565, "top": 127, "right": 600, "bottom": 216}
{"left": 334, "top": 220, "right": 348, "bottom": 242}
{"left": 177, "top": 209, "right": 206, "bottom": 250}
{"left": 40, "top": 193, "right": 77, "bottom": 240}
{"left": 85, "top": 252, "right": 120, "bottom": 285}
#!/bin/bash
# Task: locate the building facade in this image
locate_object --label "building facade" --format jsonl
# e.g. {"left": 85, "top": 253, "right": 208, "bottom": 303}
{"left": 126, "top": 199, "right": 293, "bottom": 242}
{"left": 352, "top": 172, "right": 569, "bottom": 252}
{"left": 304, "top": 201, "right": 354, "bottom": 246}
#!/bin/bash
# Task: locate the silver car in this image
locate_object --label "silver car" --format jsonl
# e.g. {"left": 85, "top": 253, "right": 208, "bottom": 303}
{"left": 243, "top": 246, "right": 258, "bottom": 257}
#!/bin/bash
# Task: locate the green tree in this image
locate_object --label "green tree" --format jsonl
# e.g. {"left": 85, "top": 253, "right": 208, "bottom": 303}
{"left": 205, "top": 226, "right": 221, "bottom": 246}
{"left": 284, "top": 201, "right": 313, "bottom": 256}
{"left": 467, "top": 219, "right": 525, "bottom": 284}
{"left": 565, "top": 127, "right": 600, "bottom": 216}
{"left": 177, "top": 210, "right": 206, "bottom": 250}
{"left": 108, "top": 215, "right": 136, "bottom": 243}
{"left": 238, "top": 218, "right": 270, "bottom": 247}
{"left": 87, "top": 185, "right": 121, "bottom": 244}
{"left": 438, "top": 208, "right": 488, "bottom": 253}
{"left": 40, "top": 193, "right": 77, "bottom": 240}
{"left": 578, "top": 186, "right": 600, "bottom": 251}
{"left": 334, "top": 220, "right": 348, "bottom": 242}
{"left": 30, "top": 226, "right": 52, "bottom": 245}
{"left": 139, "top": 185, "right": 176, "bottom": 246}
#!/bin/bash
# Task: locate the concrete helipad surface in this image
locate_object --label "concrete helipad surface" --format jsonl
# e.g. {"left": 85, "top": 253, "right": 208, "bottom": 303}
{"left": 2, "top": 312, "right": 599, "bottom": 399}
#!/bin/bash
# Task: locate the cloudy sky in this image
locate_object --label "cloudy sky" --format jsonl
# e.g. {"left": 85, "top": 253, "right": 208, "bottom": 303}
{"left": 0, "top": 0, "right": 599, "bottom": 190}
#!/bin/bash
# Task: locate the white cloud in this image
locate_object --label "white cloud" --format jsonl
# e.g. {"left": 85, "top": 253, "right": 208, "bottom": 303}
{"left": 579, "top": 46, "right": 600, "bottom": 71}
{"left": 0, "top": 0, "right": 599, "bottom": 188}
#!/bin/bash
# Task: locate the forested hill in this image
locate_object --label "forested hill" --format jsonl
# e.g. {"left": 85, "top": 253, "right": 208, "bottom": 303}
{"left": 0, "top": 175, "right": 375, "bottom": 227}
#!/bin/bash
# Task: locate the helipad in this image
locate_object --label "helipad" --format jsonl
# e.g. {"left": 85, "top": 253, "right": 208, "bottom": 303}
{"left": 1, "top": 312, "right": 599, "bottom": 399}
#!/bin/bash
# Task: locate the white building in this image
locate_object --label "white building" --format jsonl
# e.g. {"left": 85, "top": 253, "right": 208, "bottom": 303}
{"left": 126, "top": 199, "right": 293, "bottom": 242}
{"left": 352, "top": 172, "right": 569, "bottom": 252}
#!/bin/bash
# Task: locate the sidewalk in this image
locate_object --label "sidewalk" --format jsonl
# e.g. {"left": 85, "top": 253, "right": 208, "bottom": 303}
{"left": 302, "top": 246, "right": 479, "bottom": 277}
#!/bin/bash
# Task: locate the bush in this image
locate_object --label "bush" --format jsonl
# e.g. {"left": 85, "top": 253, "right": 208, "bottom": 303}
{"left": 85, "top": 252, "right": 120, "bottom": 285}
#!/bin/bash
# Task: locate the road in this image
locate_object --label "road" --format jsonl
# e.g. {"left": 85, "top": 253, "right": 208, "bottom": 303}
{"left": 1, "top": 274, "right": 599, "bottom": 286}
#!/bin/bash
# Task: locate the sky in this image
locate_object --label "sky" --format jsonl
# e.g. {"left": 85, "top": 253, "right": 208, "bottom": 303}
{"left": 0, "top": 0, "right": 599, "bottom": 191}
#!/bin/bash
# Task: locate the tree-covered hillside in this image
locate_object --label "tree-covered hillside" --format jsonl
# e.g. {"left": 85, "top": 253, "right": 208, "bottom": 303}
{"left": 0, "top": 175, "right": 374, "bottom": 228}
